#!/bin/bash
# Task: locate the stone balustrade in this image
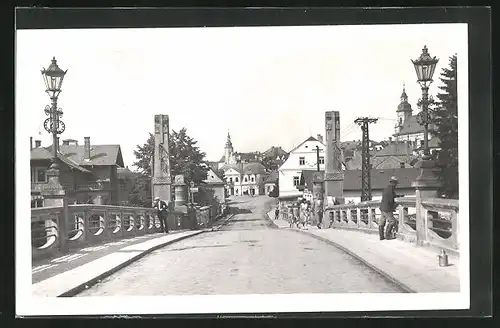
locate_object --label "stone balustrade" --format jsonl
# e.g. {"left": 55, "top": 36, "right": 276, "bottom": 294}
{"left": 31, "top": 201, "right": 196, "bottom": 261}
{"left": 321, "top": 197, "right": 459, "bottom": 253}
{"left": 280, "top": 196, "right": 459, "bottom": 254}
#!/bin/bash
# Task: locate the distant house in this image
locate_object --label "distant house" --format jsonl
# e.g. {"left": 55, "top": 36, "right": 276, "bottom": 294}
{"left": 300, "top": 167, "right": 418, "bottom": 204}
{"left": 264, "top": 169, "right": 279, "bottom": 196}
{"left": 30, "top": 137, "right": 125, "bottom": 207}
{"left": 202, "top": 166, "right": 226, "bottom": 203}
{"left": 277, "top": 136, "right": 327, "bottom": 200}
{"left": 222, "top": 162, "right": 267, "bottom": 196}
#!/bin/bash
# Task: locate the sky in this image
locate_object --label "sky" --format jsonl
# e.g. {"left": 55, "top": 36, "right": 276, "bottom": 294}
{"left": 17, "top": 24, "right": 467, "bottom": 169}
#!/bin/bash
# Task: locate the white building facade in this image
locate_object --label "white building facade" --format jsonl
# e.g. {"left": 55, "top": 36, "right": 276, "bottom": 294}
{"left": 278, "top": 136, "right": 326, "bottom": 199}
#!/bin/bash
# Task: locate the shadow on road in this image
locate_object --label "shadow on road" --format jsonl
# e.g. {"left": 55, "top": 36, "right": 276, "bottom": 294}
{"left": 230, "top": 208, "right": 253, "bottom": 215}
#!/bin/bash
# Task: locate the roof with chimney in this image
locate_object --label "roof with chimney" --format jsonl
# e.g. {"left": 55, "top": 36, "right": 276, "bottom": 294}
{"left": 31, "top": 141, "right": 125, "bottom": 167}
{"left": 300, "top": 167, "right": 419, "bottom": 192}
{"left": 203, "top": 167, "right": 225, "bottom": 185}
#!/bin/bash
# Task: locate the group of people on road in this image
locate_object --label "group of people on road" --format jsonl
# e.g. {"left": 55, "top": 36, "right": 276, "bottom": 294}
{"left": 273, "top": 176, "right": 402, "bottom": 241}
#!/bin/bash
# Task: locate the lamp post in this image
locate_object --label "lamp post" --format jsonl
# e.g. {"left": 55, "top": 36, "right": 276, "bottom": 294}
{"left": 41, "top": 57, "right": 67, "bottom": 173}
{"left": 411, "top": 45, "right": 439, "bottom": 160}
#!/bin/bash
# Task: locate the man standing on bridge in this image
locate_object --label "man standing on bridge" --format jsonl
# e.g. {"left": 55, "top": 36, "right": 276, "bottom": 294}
{"left": 379, "top": 176, "right": 400, "bottom": 240}
{"left": 153, "top": 196, "right": 169, "bottom": 233}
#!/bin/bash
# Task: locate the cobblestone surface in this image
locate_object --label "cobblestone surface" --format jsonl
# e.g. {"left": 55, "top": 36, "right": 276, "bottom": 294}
{"left": 78, "top": 196, "right": 404, "bottom": 296}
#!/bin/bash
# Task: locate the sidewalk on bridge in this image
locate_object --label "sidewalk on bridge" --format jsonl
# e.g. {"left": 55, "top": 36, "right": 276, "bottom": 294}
{"left": 267, "top": 210, "right": 460, "bottom": 293}
{"left": 32, "top": 230, "right": 204, "bottom": 297}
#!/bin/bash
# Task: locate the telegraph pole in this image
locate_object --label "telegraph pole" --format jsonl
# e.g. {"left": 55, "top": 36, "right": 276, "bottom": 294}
{"left": 316, "top": 145, "right": 320, "bottom": 171}
{"left": 354, "top": 117, "right": 378, "bottom": 201}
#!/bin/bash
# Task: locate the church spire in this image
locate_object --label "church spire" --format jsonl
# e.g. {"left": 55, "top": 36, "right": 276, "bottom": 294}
{"left": 400, "top": 82, "right": 408, "bottom": 103}
{"left": 225, "top": 130, "right": 233, "bottom": 148}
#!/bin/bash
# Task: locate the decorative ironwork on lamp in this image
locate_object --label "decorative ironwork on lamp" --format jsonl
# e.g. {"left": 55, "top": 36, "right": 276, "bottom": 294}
{"left": 41, "top": 57, "right": 67, "bottom": 171}
{"left": 411, "top": 46, "right": 439, "bottom": 159}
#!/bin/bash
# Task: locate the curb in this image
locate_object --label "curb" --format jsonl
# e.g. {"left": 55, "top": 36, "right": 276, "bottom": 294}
{"left": 291, "top": 228, "right": 416, "bottom": 293}
{"left": 59, "top": 230, "right": 205, "bottom": 297}
{"left": 210, "top": 213, "right": 236, "bottom": 231}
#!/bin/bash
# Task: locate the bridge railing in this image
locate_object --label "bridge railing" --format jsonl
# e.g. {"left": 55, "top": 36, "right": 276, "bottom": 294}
{"left": 322, "top": 197, "right": 459, "bottom": 253}
{"left": 31, "top": 202, "right": 187, "bottom": 261}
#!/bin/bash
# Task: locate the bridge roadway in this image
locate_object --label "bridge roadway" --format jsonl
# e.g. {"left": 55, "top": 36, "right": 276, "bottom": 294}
{"left": 77, "top": 195, "right": 405, "bottom": 296}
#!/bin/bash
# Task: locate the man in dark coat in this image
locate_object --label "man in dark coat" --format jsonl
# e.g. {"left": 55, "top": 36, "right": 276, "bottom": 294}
{"left": 153, "top": 196, "right": 169, "bottom": 233}
{"left": 379, "top": 176, "right": 400, "bottom": 240}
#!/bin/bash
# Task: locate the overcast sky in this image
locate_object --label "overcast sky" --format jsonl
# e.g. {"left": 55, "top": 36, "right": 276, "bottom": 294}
{"left": 17, "top": 24, "right": 467, "bottom": 168}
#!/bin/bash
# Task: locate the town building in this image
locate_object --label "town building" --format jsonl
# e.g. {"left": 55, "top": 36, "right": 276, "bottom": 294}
{"left": 30, "top": 137, "right": 125, "bottom": 207}
{"left": 392, "top": 85, "right": 440, "bottom": 156}
{"left": 264, "top": 169, "right": 279, "bottom": 195}
{"left": 202, "top": 166, "right": 226, "bottom": 203}
{"left": 277, "top": 136, "right": 327, "bottom": 200}
{"left": 222, "top": 162, "right": 267, "bottom": 196}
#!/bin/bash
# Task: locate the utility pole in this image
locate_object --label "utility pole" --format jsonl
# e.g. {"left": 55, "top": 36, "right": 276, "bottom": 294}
{"left": 354, "top": 117, "right": 378, "bottom": 201}
{"left": 316, "top": 145, "right": 320, "bottom": 171}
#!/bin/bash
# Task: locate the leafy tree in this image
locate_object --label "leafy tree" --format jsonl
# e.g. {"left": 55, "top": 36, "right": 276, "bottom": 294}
{"left": 169, "top": 128, "right": 208, "bottom": 184}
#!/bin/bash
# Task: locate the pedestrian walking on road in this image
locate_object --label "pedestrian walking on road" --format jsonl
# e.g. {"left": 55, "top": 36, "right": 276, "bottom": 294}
{"left": 274, "top": 207, "right": 279, "bottom": 220}
{"left": 153, "top": 196, "right": 169, "bottom": 233}
{"left": 379, "top": 176, "right": 401, "bottom": 240}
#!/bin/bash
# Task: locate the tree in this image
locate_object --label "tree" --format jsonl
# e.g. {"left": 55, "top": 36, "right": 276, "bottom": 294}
{"left": 169, "top": 128, "right": 208, "bottom": 184}
{"left": 430, "top": 54, "right": 458, "bottom": 198}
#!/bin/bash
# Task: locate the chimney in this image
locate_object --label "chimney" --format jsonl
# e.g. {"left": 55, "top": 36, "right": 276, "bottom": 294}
{"left": 388, "top": 137, "right": 392, "bottom": 144}
{"left": 30, "top": 137, "right": 33, "bottom": 150}
{"left": 317, "top": 134, "right": 324, "bottom": 143}
{"left": 35, "top": 140, "right": 41, "bottom": 148}
{"left": 84, "top": 137, "right": 91, "bottom": 160}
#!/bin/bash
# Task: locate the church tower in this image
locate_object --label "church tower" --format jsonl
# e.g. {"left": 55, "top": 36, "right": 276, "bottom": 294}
{"left": 224, "top": 131, "right": 234, "bottom": 164}
{"left": 396, "top": 84, "right": 413, "bottom": 132}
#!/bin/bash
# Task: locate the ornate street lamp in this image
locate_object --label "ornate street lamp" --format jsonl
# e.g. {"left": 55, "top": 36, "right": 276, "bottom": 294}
{"left": 411, "top": 45, "right": 439, "bottom": 160}
{"left": 41, "top": 57, "right": 67, "bottom": 172}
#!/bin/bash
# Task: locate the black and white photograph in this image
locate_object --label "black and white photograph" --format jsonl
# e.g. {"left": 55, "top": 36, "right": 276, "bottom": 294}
{"left": 15, "top": 9, "right": 473, "bottom": 316}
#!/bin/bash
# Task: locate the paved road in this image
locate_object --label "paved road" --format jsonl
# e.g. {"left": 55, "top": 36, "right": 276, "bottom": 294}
{"left": 78, "top": 196, "right": 404, "bottom": 296}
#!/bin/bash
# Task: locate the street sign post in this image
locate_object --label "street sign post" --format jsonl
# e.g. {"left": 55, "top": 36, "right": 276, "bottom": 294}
{"left": 189, "top": 187, "right": 199, "bottom": 193}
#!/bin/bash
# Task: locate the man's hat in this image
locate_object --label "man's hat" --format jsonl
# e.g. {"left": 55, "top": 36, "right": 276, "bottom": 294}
{"left": 154, "top": 197, "right": 160, "bottom": 201}
{"left": 390, "top": 176, "right": 399, "bottom": 183}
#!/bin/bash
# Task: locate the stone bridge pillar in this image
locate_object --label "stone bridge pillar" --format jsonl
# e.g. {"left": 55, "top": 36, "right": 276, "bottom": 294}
{"left": 152, "top": 114, "right": 172, "bottom": 203}
{"left": 324, "top": 111, "right": 345, "bottom": 202}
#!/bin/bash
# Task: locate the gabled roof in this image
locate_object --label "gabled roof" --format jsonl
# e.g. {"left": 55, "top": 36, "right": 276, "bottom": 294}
{"left": 289, "top": 136, "right": 325, "bottom": 154}
{"left": 262, "top": 146, "right": 288, "bottom": 158}
{"left": 30, "top": 147, "right": 91, "bottom": 173}
{"left": 31, "top": 144, "right": 125, "bottom": 167}
{"left": 373, "top": 141, "right": 414, "bottom": 157}
{"left": 204, "top": 167, "right": 225, "bottom": 185}
{"left": 264, "top": 170, "right": 279, "bottom": 183}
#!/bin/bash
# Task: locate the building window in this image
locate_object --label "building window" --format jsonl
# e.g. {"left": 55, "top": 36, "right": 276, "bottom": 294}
{"left": 244, "top": 177, "right": 248, "bottom": 182}
{"left": 235, "top": 177, "right": 239, "bottom": 182}
{"left": 31, "top": 199, "right": 43, "bottom": 208}
{"left": 319, "top": 157, "right": 325, "bottom": 164}
{"left": 251, "top": 177, "right": 254, "bottom": 182}
{"left": 420, "top": 140, "right": 424, "bottom": 147}
{"left": 299, "top": 157, "right": 305, "bottom": 165}
{"left": 35, "top": 168, "right": 47, "bottom": 183}
{"left": 229, "top": 177, "right": 233, "bottom": 183}
{"left": 293, "top": 176, "right": 300, "bottom": 186}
